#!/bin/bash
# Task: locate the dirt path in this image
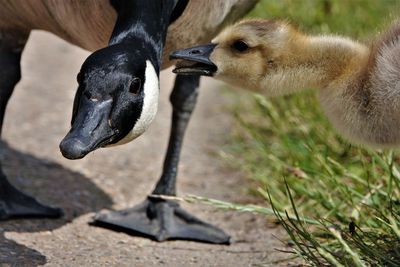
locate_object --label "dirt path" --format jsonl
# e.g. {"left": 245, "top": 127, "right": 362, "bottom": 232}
{"left": 0, "top": 32, "right": 295, "bottom": 267}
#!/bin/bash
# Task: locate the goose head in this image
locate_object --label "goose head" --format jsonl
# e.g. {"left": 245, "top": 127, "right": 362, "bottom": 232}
{"left": 171, "top": 19, "right": 302, "bottom": 91}
{"left": 60, "top": 43, "right": 159, "bottom": 159}
{"left": 59, "top": 0, "right": 189, "bottom": 160}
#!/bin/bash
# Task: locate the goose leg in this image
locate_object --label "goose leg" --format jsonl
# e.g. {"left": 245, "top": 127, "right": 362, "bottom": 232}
{"left": 0, "top": 31, "right": 62, "bottom": 220}
{"left": 94, "top": 75, "right": 230, "bottom": 244}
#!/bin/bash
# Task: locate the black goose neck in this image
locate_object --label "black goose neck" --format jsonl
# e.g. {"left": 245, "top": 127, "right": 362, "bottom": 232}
{"left": 109, "top": 0, "right": 184, "bottom": 68}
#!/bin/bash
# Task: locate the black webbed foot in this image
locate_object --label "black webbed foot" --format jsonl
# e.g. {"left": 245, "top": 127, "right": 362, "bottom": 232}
{"left": 93, "top": 196, "right": 230, "bottom": 244}
{"left": 0, "top": 182, "right": 62, "bottom": 220}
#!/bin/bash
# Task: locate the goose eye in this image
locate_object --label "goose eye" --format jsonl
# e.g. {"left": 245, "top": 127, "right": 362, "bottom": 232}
{"left": 129, "top": 78, "right": 142, "bottom": 95}
{"left": 232, "top": 40, "right": 249, "bottom": 53}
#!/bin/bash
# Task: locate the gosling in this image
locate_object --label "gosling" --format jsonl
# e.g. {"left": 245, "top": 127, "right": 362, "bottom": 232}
{"left": 171, "top": 19, "right": 400, "bottom": 148}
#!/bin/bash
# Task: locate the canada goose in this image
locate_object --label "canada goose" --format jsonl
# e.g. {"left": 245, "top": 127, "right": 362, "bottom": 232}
{"left": 0, "top": 0, "right": 257, "bottom": 243}
{"left": 171, "top": 19, "right": 400, "bottom": 147}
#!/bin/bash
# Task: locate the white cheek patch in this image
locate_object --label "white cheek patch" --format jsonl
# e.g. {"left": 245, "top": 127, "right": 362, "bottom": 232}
{"left": 113, "top": 60, "right": 160, "bottom": 146}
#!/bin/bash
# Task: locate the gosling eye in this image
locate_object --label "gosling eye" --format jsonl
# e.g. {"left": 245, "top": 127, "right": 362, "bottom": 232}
{"left": 231, "top": 40, "right": 249, "bottom": 53}
{"left": 129, "top": 78, "right": 142, "bottom": 95}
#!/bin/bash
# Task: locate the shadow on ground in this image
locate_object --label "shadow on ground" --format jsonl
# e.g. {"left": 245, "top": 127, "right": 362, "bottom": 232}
{"left": 0, "top": 141, "right": 113, "bottom": 266}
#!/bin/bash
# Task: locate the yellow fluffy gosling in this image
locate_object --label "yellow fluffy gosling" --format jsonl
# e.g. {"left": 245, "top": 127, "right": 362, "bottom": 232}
{"left": 171, "top": 19, "right": 400, "bottom": 147}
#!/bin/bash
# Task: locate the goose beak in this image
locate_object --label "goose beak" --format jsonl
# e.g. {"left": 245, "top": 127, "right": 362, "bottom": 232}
{"left": 60, "top": 97, "right": 116, "bottom": 160}
{"left": 170, "top": 43, "right": 217, "bottom": 76}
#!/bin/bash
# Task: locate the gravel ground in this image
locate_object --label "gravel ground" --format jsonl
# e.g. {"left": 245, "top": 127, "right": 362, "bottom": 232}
{"left": 0, "top": 31, "right": 298, "bottom": 267}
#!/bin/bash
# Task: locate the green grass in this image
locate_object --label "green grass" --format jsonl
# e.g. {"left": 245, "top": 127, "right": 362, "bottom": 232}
{"left": 222, "top": 0, "right": 400, "bottom": 266}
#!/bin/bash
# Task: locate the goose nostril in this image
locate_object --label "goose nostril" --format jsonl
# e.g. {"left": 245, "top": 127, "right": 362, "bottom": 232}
{"left": 190, "top": 49, "right": 201, "bottom": 55}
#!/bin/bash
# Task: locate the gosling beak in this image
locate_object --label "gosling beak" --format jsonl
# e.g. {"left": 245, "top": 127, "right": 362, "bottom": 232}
{"left": 170, "top": 43, "right": 217, "bottom": 76}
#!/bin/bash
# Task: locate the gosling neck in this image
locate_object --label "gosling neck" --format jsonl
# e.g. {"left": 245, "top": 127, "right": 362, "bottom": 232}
{"left": 300, "top": 35, "right": 369, "bottom": 89}
{"left": 263, "top": 34, "right": 369, "bottom": 96}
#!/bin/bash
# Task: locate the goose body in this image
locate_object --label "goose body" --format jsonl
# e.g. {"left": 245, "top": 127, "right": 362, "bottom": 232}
{"left": 172, "top": 19, "right": 400, "bottom": 147}
{"left": 0, "top": 0, "right": 256, "bottom": 69}
{"left": 0, "top": 0, "right": 257, "bottom": 243}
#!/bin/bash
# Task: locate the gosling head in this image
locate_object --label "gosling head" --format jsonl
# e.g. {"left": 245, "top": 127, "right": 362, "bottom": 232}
{"left": 170, "top": 19, "right": 302, "bottom": 90}
{"left": 60, "top": 43, "right": 160, "bottom": 160}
